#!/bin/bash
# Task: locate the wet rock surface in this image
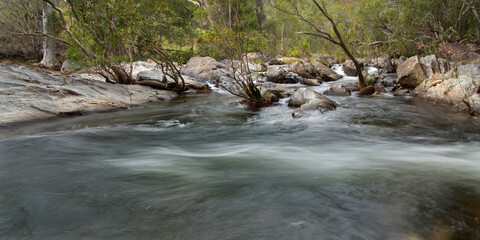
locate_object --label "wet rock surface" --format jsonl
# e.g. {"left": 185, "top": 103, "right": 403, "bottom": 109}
{"left": 288, "top": 87, "right": 338, "bottom": 118}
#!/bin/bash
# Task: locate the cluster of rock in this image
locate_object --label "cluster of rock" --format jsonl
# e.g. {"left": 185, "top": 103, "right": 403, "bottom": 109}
{"left": 288, "top": 88, "right": 338, "bottom": 118}
{"left": 413, "top": 63, "right": 480, "bottom": 114}
{"left": 4, "top": 45, "right": 479, "bottom": 125}
{"left": 392, "top": 53, "right": 480, "bottom": 115}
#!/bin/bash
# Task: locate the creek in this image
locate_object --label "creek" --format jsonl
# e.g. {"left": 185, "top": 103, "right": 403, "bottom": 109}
{"left": 1, "top": 70, "right": 480, "bottom": 239}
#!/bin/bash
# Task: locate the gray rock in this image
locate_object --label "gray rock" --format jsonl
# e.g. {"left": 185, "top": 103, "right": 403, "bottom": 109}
{"left": 0, "top": 65, "right": 177, "bottom": 125}
{"left": 343, "top": 60, "right": 358, "bottom": 77}
{"left": 315, "top": 63, "right": 342, "bottom": 81}
{"left": 396, "top": 56, "right": 424, "bottom": 88}
{"left": 419, "top": 55, "right": 441, "bottom": 79}
{"left": 374, "top": 55, "right": 394, "bottom": 73}
{"left": 288, "top": 88, "right": 337, "bottom": 118}
{"left": 458, "top": 63, "right": 480, "bottom": 76}
{"left": 392, "top": 57, "right": 406, "bottom": 69}
{"left": 182, "top": 57, "right": 232, "bottom": 82}
{"left": 137, "top": 70, "right": 166, "bottom": 82}
{"left": 324, "top": 85, "right": 351, "bottom": 96}
{"left": 266, "top": 66, "right": 297, "bottom": 83}
{"left": 414, "top": 66, "right": 480, "bottom": 115}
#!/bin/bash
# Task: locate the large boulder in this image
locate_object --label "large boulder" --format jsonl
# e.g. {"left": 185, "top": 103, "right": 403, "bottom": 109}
{"left": 288, "top": 87, "right": 338, "bottom": 118}
{"left": 419, "top": 54, "right": 441, "bottom": 79}
{"left": 137, "top": 69, "right": 210, "bottom": 92}
{"left": 397, "top": 55, "right": 455, "bottom": 89}
{"left": 289, "top": 61, "right": 318, "bottom": 79}
{"left": 396, "top": 56, "right": 425, "bottom": 88}
{"left": 324, "top": 85, "right": 351, "bottom": 96}
{"left": 182, "top": 57, "right": 232, "bottom": 82}
{"left": 0, "top": 65, "right": 177, "bottom": 125}
{"left": 315, "top": 63, "right": 342, "bottom": 81}
{"left": 137, "top": 69, "right": 167, "bottom": 82}
{"left": 289, "top": 61, "right": 341, "bottom": 82}
{"left": 343, "top": 60, "right": 362, "bottom": 77}
{"left": 374, "top": 55, "right": 394, "bottom": 73}
{"left": 414, "top": 63, "right": 480, "bottom": 114}
{"left": 266, "top": 66, "right": 298, "bottom": 83}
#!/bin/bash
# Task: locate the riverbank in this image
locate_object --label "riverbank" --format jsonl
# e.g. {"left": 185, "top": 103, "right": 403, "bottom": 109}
{"left": 2, "top": 53, "right": 480, "bottom": 128}
{"left": 0, "top": 64, "right": 179, "bottom": 127}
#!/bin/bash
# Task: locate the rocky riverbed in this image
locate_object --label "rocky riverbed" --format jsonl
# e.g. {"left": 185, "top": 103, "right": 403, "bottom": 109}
{"left": 2, "top": 52, "right": 480, "bottom": 127}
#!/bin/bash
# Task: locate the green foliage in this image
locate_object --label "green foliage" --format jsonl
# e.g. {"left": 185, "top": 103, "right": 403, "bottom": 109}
{"left": 197, "top": 28, "right": 268, "bottom": 60}
{"left": 287, "top": 38, "right": 310, "bottom": 58}
{"left": 66, "top": 0, "right": 196, "bottom": 65}
{"left": 65, "top": 44, "right": 83, "bottom": 62}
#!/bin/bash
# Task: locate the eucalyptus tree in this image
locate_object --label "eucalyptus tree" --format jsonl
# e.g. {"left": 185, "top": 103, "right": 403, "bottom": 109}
{"left": 38, "top": 2, "right": 60, "bottom": 69}
{"left": 41, "top": 0, "right": 195, "bottom": 90}
{"left": 271, "top": 0, "right": 366, "bottom": 87}
{"left": 0, "top": 0, "right": 43, "bottom": 61}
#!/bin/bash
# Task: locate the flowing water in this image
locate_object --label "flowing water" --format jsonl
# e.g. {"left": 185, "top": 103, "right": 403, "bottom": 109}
{"left": 1, "top": 74, "right": 480, "bottom": 239}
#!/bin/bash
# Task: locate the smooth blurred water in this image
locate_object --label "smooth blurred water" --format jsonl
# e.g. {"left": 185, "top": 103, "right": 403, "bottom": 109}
{"left": 1, "top": 88, "right": 480, "bottom": 239}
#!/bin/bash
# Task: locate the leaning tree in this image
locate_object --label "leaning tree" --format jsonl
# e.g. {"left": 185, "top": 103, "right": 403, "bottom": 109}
{"left": 40, "top": 0, "right": 195, "bottom": 91}
{"left": 271, "top": 0, "right": 366, "bottom": 87}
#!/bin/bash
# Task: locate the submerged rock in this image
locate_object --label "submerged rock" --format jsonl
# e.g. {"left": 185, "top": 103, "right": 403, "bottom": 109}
{"left": 358, "top": 85, "right": 375, "bottom": 96}
{"left": 288, "top": 87, "right": 337, "bottom": 118}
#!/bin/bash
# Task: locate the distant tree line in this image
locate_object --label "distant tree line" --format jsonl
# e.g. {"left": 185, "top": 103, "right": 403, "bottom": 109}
{"left": 1, "top": 0, "right": 479, "bottom": 63}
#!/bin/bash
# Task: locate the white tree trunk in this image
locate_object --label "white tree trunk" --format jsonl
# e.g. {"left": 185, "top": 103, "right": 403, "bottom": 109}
{"left": 39, "top": 2, "right": 59, "bottom": 69}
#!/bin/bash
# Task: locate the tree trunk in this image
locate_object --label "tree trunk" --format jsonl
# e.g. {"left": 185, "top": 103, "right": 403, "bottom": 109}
{"left": 39, "top": 2, "right": 59, "bottom": 69}
{"left": 312, "top": 0, "right": 365, "bottom": 87}
{"left": 255, "top": 0, "right": 266, "bottom": 29}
